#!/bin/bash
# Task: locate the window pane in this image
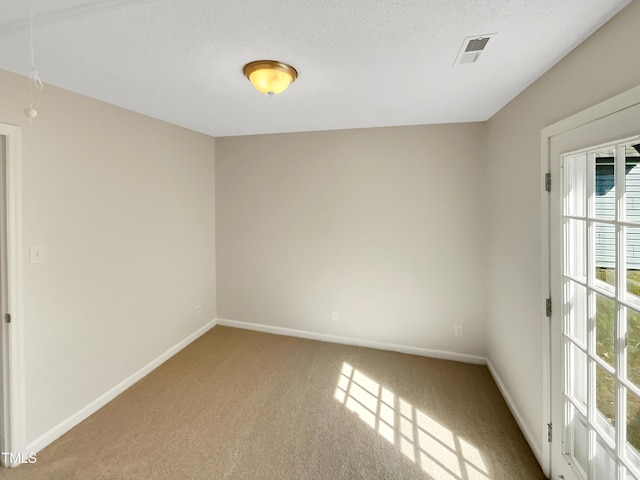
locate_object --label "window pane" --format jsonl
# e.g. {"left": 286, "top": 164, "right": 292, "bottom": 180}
{"left": 596, "top": 363, "right": 616, "bottom": 428}
{"left": 628, "top": 309, "right": 640, "bottom": 389}
{"left": 626, "top": 143, "right": 640, "bottom": 223}
{"left": 565, "top": 153, "right": 587, "bottom": 217}
{"left": 594, "top": 435, "right": 616, "bottom": 480}
{"left": 595, "top": 223, "right": 616, "bottom": 289}
{"left": 567, "top": 402, "right": 588, "bottom": 476}
{"left": 596, "top": 293, "right": 616, "bottom": 367}
{"left": 629, "top": 389, "right": 640, "bottom": 456}
{"left": 627, "top": 442, "right": 640, "bottom": 480}
{"left": 628, "top": 226, "right": 640, "bottom": 299}
{"left": 594, "top": 147, "right": 616, "bottom": 220}
{"left": 566, "top": 219, "right": 587, "bottom": 280}
{"left": 566, "top": 280, "right": 587, "bottom": 345}
{"left": 569, "top": 342, "right": 587, "bottom": 409}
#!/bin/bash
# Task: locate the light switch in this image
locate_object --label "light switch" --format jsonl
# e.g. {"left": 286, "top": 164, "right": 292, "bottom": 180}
{"left": 30, "top": 245, "right": 45, "bottom": 264}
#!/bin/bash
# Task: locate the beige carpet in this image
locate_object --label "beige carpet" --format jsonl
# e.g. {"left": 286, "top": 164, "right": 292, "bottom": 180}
{"left": 1, "top": 326, "right": 546, "bottom": 479}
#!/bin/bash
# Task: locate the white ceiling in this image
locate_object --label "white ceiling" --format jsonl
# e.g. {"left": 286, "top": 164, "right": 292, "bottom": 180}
{"left": 0, "top": 0, "right": 632, "bottom": 137}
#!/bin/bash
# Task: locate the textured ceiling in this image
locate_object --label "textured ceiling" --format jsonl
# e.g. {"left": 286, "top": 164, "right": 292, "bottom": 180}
{"left": 0, "top": 0, "right": 632, "bottom": 137}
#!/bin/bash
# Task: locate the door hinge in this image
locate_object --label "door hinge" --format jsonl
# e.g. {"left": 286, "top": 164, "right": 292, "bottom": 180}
{"left": 545, "top": 172, "right": 551, "bottom": 192}
{"left": 4, "top": 313, "right": 10, "bottom": 323}
{"left": 546, "top": 298, "right": 552, "bottom": 317}
{"left": 547, "top": 423, "right": 553, "bottom": 442}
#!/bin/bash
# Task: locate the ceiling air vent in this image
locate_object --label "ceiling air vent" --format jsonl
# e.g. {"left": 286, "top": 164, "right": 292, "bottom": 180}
{"left": 454, "top": 34, "right": 495, "bottom": 65}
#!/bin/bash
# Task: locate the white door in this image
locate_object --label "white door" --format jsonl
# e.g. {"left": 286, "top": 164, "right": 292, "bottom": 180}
{"left": 550, "top": 102, "right": 640, "bottom": 480}
{"left": 0, "top": 134, "right": 5, "bottom": 458}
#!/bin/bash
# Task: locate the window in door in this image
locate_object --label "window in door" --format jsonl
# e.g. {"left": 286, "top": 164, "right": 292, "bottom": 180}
{"left": 561, "top": 139, "right": 640, "bottom": 479}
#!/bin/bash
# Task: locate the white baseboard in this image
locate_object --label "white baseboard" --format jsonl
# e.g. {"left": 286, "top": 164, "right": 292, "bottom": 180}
{"left": 486, "top": 359, "right": 546, "bottom": 474}
{"left": 216, "top": 318, "right": 487, "bottom": 365}
{"left": 25, "top": 319, "right": 217, "bottom": 454}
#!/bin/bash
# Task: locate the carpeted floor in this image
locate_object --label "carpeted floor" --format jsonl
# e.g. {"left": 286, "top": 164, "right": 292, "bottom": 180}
{"left": 1, "top": 326, "right": 546, "bottom": 479}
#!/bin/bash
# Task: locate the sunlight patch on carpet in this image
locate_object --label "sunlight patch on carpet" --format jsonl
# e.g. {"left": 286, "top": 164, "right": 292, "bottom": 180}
{"left": 334, "top": 362, "right": 490, "bottom": 480}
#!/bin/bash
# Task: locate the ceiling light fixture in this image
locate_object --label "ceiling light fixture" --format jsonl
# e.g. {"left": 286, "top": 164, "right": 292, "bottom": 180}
{"left": 243, "top": 60, "right": 298, "bottom": 96}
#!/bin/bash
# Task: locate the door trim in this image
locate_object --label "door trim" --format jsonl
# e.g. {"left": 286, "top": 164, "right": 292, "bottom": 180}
{"left": 0, "top": 123, "right": 26, "bottom": 467}
{"left": 541, "top": 84, "right": 640, "bottom": 479}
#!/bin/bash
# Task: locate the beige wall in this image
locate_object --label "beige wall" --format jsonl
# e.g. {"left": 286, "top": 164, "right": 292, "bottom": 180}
{"left": 216, "top": 124, "right": 488, "bottom": 356}
{"left": 2, "top": 0, "right": 638, "bottom": 465}
{"left": 0, "top": 69, "right": 216, "bottom": 444}
{"left": 486, "top": 0, "right": 640, "bottom": 464}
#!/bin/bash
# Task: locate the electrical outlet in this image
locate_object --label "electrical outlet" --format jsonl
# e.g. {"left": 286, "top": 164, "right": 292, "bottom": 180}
{"left": 454, "top": 325, "right": 464, "bottom": 337}
{"left": 30, "top": 245, "right": 45, "bottom": 264}
{"left": 195, "top": 305, "right": 202, "bottom": 317}
{"left": 331, "top": 311, "right": 339, "bottom": 322}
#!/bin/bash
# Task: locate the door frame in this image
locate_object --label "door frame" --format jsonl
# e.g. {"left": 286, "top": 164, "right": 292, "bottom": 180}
{"left": 0, "top": 123, "right": 26, "bottom": 467}
{"left": 541, "top": 84, "right": 640, "bottom": 479}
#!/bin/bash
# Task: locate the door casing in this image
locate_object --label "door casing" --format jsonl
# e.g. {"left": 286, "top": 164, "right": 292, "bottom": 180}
{"left": 0, "top": 123, "right": 26, "bottom": 468}
{"left": 542, "top": 85, "right": 640, "bottom": 479}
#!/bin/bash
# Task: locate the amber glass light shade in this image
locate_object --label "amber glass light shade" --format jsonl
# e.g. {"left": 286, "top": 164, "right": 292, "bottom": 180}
{"left": 243, "top": 60, "right": 298, "bottom": 96}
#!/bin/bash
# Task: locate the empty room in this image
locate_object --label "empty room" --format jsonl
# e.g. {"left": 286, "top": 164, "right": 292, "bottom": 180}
{"left": 0, "top": 1, "right": 639, "bottom": 479}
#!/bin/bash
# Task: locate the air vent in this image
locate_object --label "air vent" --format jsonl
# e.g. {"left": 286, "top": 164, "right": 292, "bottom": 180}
{"left": 465, "top": 37, "right": 490, "bottom": 52}
{"left": 454, "top": 34, "right": 495, "bottom": 65}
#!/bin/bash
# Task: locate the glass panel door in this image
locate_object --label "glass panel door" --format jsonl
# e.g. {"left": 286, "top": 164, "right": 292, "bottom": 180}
{"left": 557, "top": 138, "right": 640, "bottom": 480}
